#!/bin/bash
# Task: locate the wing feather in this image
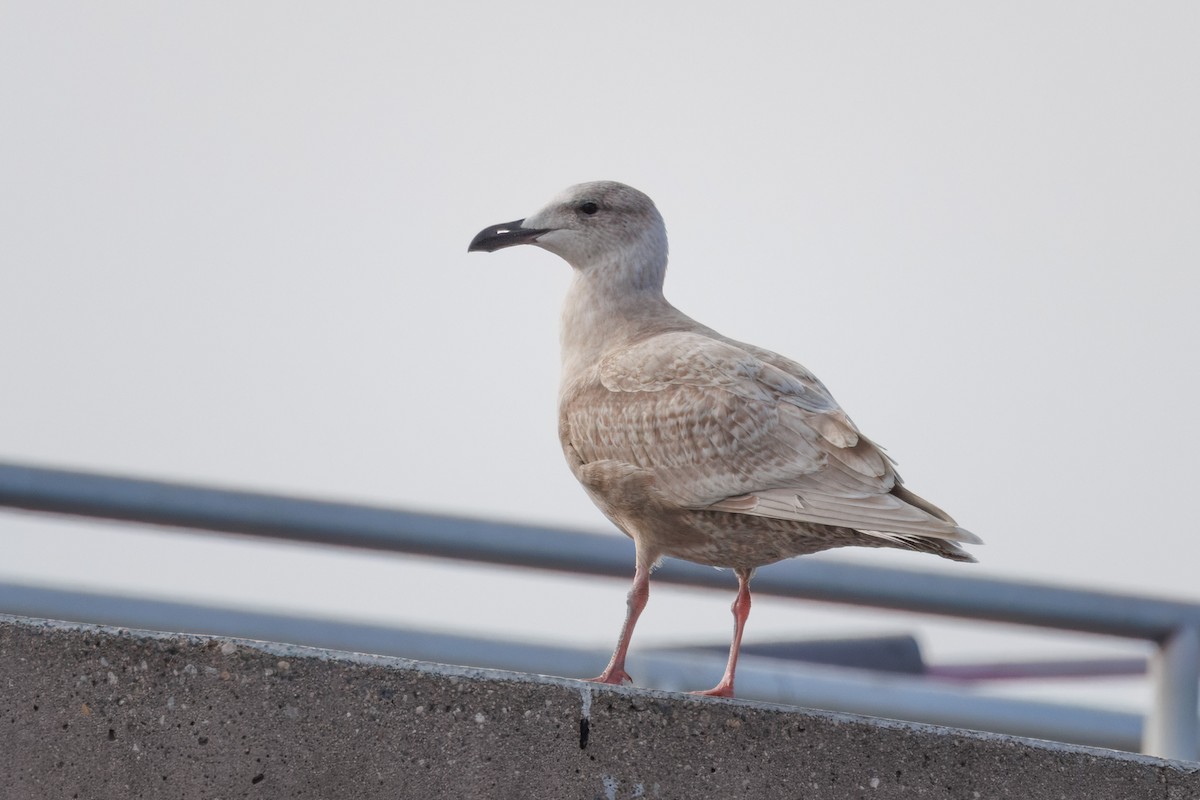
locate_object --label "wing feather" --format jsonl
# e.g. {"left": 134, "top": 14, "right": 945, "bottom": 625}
{"left": 562, "top": 330, "right": 976, "bottom": 544}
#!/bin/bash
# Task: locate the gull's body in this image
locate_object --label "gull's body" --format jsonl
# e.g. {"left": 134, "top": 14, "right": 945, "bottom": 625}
{"left": 470, "top": 181, "right": 979, "bottom": 696}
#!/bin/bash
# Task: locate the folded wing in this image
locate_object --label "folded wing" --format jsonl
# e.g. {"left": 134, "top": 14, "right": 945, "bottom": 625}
{"left": 563, "top": 331, "right": 979, "bottom": 546}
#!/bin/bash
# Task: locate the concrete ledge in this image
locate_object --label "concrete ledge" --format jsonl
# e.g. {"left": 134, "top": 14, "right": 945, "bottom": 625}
{"left": 2, "top": 616, "right": 1197, "bottom": 799}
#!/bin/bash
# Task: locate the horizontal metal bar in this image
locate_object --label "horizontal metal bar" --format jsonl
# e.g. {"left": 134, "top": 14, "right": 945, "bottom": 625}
{"left": 0, "top": 583, "right": 1147, "bottom": 752}
{"left": 926, "top": 658, "right": 1147, "bottom": 682}
{"left": 0, "top": 581, "right": 605, "bottom": 679}
{"left": 3, "top": 461, "right": 1199, "bottom": 641}
{"left": 633, "top": 652, "right": 1146, "bottom": 753}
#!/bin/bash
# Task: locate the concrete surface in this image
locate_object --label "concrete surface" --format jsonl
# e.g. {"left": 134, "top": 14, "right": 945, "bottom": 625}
{"left": 1, "top": 615, "right": 1197, "bottom": 799}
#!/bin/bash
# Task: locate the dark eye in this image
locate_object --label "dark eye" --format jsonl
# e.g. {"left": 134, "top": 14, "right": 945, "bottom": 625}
{"left": 579, "top": 201, "right": 599, "bottom": 216}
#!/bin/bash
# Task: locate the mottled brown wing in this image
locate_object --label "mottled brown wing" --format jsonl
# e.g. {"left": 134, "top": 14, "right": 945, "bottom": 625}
{"left": 564, "top": 331, "right": 977, "bottom": 544}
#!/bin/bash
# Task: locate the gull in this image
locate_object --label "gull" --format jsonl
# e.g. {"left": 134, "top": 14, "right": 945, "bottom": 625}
{"left": 468, "top": 181, "right": 979, "bottom": 697}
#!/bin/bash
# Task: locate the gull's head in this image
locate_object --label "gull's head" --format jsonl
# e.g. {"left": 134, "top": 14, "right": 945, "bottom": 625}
{"left": 468, "top": 181, "right": 668, "bottom": 286}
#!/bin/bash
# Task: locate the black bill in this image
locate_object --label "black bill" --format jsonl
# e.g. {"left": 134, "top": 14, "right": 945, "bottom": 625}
{"left": 467, "top": 219, "right": 551, "bottom": 253}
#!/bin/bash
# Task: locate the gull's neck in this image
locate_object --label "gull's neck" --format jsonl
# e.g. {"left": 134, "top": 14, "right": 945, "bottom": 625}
{"left": 559, "top": 250, "right": 679, "bottom": 386}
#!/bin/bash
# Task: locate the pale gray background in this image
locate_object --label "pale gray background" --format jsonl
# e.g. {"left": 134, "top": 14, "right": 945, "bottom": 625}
{"left": 2, "top": 3, "right": 1197, "bottom": 711}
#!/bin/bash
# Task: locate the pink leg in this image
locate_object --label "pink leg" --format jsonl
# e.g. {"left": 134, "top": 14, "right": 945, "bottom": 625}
{"left": 590, "top": 563, "right": 650, "bottom": 686}
{"left": 694, "top": 568, "right": 754, "bottom": 697}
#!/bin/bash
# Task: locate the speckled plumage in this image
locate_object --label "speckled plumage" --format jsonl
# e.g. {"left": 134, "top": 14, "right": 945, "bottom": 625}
{"left": 469, "top": 180, "right": 979, "bottom": 695}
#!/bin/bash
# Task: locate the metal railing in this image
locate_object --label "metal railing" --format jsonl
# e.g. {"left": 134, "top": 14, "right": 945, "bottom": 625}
{"left": 1, "top": 461, "right": 1197, "bottom": 760}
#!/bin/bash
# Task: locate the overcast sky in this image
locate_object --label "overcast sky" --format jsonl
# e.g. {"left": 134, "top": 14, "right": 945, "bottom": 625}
{"left": 2, "top": 3, "right": 1197, "bottom": 710}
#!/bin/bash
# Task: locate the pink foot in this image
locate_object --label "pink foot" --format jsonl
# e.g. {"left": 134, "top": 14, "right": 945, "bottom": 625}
{"left": 588, "top": 669, "right": 633, "bottom": 686}
{"left": 691, "top": 682, "right": 735, "bottom": 698}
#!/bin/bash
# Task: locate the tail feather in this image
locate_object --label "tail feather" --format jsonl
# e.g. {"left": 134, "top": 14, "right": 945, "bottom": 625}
{"left": 861, "top": 529, "right": 978, "bottom": 563}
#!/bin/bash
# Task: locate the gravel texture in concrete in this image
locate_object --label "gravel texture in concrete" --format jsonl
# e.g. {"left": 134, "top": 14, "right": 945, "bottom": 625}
{"left": 1, "top": 615, "right": 1197, "bottom": 799}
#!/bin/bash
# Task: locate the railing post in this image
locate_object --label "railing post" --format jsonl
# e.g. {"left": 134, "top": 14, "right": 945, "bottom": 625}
{"left": 1144, "top": 625, "right": 1200, "bottom": 760}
